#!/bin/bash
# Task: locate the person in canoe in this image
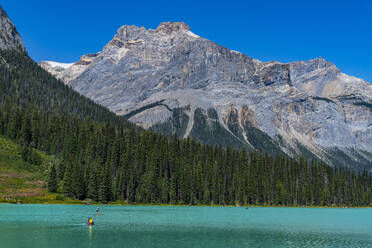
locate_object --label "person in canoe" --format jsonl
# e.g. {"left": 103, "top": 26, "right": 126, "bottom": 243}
{"left": 86, "top": 217, "right": 94, "bottom": 226}
{"left": 95, "top": 207, "right": 104, "bottom": 215}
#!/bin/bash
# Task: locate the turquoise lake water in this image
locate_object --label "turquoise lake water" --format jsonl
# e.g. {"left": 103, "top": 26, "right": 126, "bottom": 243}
{"left": 1, "top": 204, "right": 372, "bottom": 248}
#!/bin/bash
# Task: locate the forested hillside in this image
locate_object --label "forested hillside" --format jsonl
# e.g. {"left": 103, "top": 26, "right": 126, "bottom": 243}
{"left": 0, "top": 50, "right": 131, "bottom": 125}
{"left": 1, "top": 49, "right": 372, "bottom": 206}
{"left": 1, "top": 104, "right": 372, "bottom": 206}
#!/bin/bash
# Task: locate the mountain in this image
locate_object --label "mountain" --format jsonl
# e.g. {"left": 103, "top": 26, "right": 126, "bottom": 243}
{"left": 40, "top": 22, "right": 372, "bottom": 168}
{"left": 1, "top": 6, "right": 372, "bottom": 207}
{"left": 0, "top": 6, "right": 24, "bottom": 51}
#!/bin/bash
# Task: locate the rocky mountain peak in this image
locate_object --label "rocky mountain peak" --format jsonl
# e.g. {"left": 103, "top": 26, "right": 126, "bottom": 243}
{"left": 39, "top": 22, "right": 372, "bottom": 168}
{"left": 0, "top": 6, "right": 24, "bottom": 51}
{"left": 156, "top": 22, "right": 190, "bottom": 34}
{"left": 311, "top": 56, "right": 336, "bottom": 68}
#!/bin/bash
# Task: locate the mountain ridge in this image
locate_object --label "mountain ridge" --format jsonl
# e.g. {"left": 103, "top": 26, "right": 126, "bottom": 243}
{"left": 39, "top": 22, "right": 372, "bottom": 168}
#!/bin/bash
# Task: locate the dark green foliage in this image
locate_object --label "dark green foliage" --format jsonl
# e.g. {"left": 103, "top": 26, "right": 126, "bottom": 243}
{"left": 21, "top": 145, "right": 41, "bottom": 166}
{"left": 150, "top": 106, "right": 189, "bottom": 138}
{"left": 325, "top": 148, "right": 372, "bottom": 170}
{"left": 296, "top": 142, "right": 321, "bottom": 161}
{"left": 124, "top": 101, "right": 167, "bottom": 119}
{"left": 207, "top": 108, "right": 219, "bottom": 119}
{"left": 1, "top": 105, "right": 372, "bottom": 206}
{"left": 243, "top": 126, "right": 283, "bottom": 156}
{"left": 62, "top": 163, "right": 74, "bottom": 197}
{"left": 190, "top": 108, "right": 246, "bottom": 149}
{"left": 48, "top": 164, "right": 58, "bottom": 193}
{"left": 98, "top": 164, "right": 113, "bottom": 203}
{"left": 87, "top": 165, "right": 98, "bottom": 201}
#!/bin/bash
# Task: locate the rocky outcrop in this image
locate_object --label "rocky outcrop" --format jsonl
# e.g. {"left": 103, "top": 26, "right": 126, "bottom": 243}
{"left": 156, "top": 22, "right": 190, "bottom": 34}
{"left": 0, "top": 6, "right": 24, "bottom": 51}
{"left": 39, "top": 22, "right": 372, "bottom": 168}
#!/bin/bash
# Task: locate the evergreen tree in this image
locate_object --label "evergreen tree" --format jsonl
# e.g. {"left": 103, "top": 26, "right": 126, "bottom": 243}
{"left": 48, "top": 164, "right": 58, "bottom": 193}
{"left": 62, "top": 163, "right": 74, "bottom": 197}
{"left": 87, "top": 164, "right": 99, "bottom": 201}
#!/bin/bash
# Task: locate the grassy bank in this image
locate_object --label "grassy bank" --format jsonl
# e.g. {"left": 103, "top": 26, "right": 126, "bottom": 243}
{"left": 0, "top": 136, "right": 55, "bottom": 201}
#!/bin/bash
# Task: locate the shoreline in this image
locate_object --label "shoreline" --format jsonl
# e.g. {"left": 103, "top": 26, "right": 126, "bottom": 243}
{"left": 0, "top": 199, "right": 369, "bottom": 209}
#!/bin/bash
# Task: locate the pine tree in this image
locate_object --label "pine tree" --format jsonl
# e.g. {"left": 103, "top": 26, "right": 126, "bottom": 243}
{"left": 62, "top": 163, "right": 74, "bottom": 197}
{"left": 48, "top": 164, "right": 58, "bottom": 193}
{"left": 87, "top": 165, "right": 98, "bottom": 201}
{"left": 20, "top": 110, "right": 32, "bottom": 146}
{"left": 98, "top": 164, "right": 113, "bottom": 203}
{"left": 72, "top": 161, "right": 86, "bottom": 200}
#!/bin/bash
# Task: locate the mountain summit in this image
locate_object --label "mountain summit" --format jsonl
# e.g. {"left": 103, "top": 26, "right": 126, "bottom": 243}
{"left": 156, "top": 22, "right": 191, "bottom": 33}
{"left": 0, "top": 6, "right": 24, "bottom": 51}
{"left": 39, "top": 22, "right": 372, "bottom": 168}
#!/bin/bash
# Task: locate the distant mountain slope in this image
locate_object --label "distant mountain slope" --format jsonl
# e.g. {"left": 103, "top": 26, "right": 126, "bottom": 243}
{"left": 40, "top": 22, "right": 372, "bottom": 168}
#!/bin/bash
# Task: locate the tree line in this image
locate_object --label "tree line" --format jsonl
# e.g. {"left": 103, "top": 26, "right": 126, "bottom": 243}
{"left": 1, "top": 105, "right": 372, "bottom": 206}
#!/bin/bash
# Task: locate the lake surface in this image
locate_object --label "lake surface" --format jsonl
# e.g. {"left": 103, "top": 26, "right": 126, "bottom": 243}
{"left": 1, "top": 204, "right": 372, "bottom": 248}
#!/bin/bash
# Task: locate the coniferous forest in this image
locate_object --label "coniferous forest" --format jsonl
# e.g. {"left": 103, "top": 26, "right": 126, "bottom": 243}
{"left": 1, "top": 49, "right": 372, "bottom": 207}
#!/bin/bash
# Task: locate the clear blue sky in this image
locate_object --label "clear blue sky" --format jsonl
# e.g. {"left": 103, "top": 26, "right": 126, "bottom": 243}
{"left": 3, "top": 0, "right": 372, "bottom": 82}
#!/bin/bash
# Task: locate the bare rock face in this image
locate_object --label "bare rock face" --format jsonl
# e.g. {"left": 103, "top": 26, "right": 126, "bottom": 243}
{"left": 0, "top": 6, "right": 24, "bottom": 51}
{"left": 156, "top": 22, "right": 190, "bottom": 34}
{"left": 39, "top": 22, "right": 372, "bottom": 168}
